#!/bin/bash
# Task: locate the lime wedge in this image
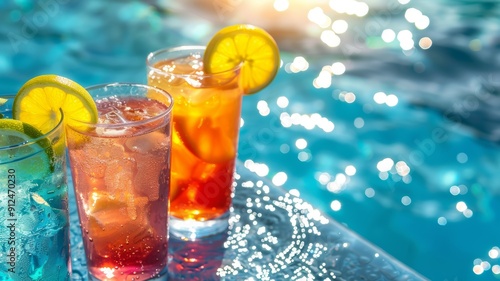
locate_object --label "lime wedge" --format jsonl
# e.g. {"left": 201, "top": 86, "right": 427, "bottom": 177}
{"left": 0, "top": 119, "right": 54, "bottom": 178}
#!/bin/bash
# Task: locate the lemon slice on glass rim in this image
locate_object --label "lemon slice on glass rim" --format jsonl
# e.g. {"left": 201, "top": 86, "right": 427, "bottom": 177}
{"left": 203, "top": 24, "right": 280, "bottom": 95}
{"left": 13, "top": 74, "right": 98, "bottom": 134}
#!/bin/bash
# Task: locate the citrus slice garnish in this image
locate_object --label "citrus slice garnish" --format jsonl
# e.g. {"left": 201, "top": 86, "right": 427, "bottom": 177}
{"left": 174, "top": 111, "right": 237, "bottom": 164}
{"left": 0, "top": 119, "right": 53, "bottom": 177}
{"left": 203, "top": 24, "right": 280, "bottom": 95}
{"left": 13, "top": 74, "right": 98, "bottom": 134}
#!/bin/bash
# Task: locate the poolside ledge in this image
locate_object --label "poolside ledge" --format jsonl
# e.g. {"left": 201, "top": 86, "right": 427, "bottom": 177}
{"left": 69, "top": 161, "right": 428, "bottom": 280}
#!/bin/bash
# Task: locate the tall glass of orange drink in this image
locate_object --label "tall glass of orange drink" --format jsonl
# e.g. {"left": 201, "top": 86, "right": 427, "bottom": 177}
{"left": 147, "top": 46, "right": 243, "bottom": 238}
{"left": 66, "top": 83, "right": 173, "bottom": 281}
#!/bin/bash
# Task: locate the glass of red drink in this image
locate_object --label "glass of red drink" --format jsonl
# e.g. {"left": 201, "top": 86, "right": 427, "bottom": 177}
{"left": 66, "top": 83, "right": 173, "bottom": 281}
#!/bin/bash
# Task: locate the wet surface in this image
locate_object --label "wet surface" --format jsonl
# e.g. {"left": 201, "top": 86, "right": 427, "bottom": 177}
{"left": 69, "top": 164, "right": 426, "bottom": 280}
{"left": 1, "top": 0, "right": 500, "bottom": 280}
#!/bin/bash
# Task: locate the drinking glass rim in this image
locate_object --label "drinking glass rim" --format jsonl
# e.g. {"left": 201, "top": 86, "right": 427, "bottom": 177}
{"left": 0, "top": 94, "right": 64, "bottom": 150}
{"left": 146, "top": 45, "right": 243, "bottom": 77}
{"left": 68, "top": 82, "right": 174, "bottom": 129}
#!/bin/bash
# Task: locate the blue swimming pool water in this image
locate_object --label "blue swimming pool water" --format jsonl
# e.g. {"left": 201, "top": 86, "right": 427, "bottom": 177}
{"left": 1, "top": 0, "right": 499, "bottom": 280}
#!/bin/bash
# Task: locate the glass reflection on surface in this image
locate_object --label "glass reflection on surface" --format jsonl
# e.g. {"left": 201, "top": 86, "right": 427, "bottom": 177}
{"left": 168, "top": 232, "right": 228, "bottom": 281}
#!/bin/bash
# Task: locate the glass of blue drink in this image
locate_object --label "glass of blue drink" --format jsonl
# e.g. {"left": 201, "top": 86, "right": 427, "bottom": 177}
{"left": 0, "top": 96, "right": 70, "bottom": 280}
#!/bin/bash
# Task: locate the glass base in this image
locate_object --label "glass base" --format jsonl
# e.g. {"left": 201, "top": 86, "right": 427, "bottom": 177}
{"left": 169, "top": 212, "right": 229, "bottom": 239}
{"left": 87, "top": 266, "right": 168, "bottom": 281}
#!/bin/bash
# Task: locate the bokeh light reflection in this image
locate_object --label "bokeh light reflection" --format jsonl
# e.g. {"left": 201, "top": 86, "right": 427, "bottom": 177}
{"left": 308, "top": 7, "right": 332, "bottom": 28}
{"left": 277, "top": 96, "right": 289, "bottom": 108}
{"left": 489, "top": 247, "right": 500, "bottom": 259}
{"left": 332, "top": 19, "right": 348, "bottom": 34}
{"left": 330, "top": 200, "right": 341, "bottom": 211}
{"left": 381, "top": 29, "right": 396, "bottom": 43}
{"left": 273, "top": 0, "right": 289, "bottom": 12}
{"left": 362, "top": 188, "right": 373, "bottom": 199}
{"left": 280, "top": 112, "right": 335, "bottom": 132}
{"left": 320, "top": 30, "right": 341, "bottom": 47}
{"left": 493, "top": 265, "right": 500, "bottom": 275}
{"left": 419, "top": 37, "right": 432, "bottom": 49}
{"left": 272, "top": 172, "right": 288, "bottom": 186}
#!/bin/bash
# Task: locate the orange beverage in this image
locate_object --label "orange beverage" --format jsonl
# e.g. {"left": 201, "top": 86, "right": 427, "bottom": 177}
{"left": 66, "top": 84, "right": 173, "bottom": 281}
{"left": 147, "top": 46, "right": 243, "bottom": 237}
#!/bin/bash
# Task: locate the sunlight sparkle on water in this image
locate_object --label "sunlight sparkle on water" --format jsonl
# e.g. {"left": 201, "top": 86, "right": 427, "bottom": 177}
{"left": 404, "top": 7, "right": 429, "bottom": 29}
{"left": 277, "top": 96, "right": 289, "bottom": 108}
{"left": 308, "top": 7, "right": 331, "bottom": 28}
{"left": 329, "top": 0, "right": 369, "bottom": 17}
{"left": 330, "top": 200, "right": 341, "bottom": 211}
{"left": 373, "top": 91, "right": 399, "bottom": 107}
{"left": 415, "top": 15, "right": 430, "bottom": 30}
{"left": 473, "top": 265, "right": 485, "bottom": 275}
{"left": 373, "top": 92, "right": 386, "bottom": 104}
{"left": 280, "top": 112, "right": 335, "bottom": 132}
{"left": 397, "top": 30, "right": 414, "bottom": 51}
{"left": 419, "top": 37, "right": 432, "bottom": 49}
{"left": 244, "top": 160, "right": 270, "bottom": 177}
{"left": 272, "top": 172, "right": 288, "bottom": 186}
{"left": 493, "top": 265, "right": 500, "bottom": 275}
{"left": 327, "top": 173, "right": 348, "bottom": 193}
{"left": 395, "top": 161, "right": 410, "bottom": 176}
{"left": 295, "top": 138, "right": 308, "bottom": 149}
{"left": 449, "top": 185, "right": 461, "bottom": 196}
{"left": 332, "top": 19, "right": 348, "bottom": 34}
{"left": 280, "top": 144, "right": 290, "bottom": 153}
{"left": 489, "top": 247, "right": 500, "bottom": 259}
{"left": 298, "top": 151, "right": 311, "bottom": 162}
{"left": 456, "top": 201, "right": 467, "bottom": 212}
{"left": 320, "top": 30, "right": 341, "bottom": 47}
{"left": 437, "top": 217, "right": 447, "bottom": 226}
{"left": 404, "top": 8, "right": 421, "bottom": 23}
{"left": 354, "top": 117, "right": 364, "bottom": 128}
{"left": 463, "top": 209, "right": 473, "bottom": 218}
{"left": 289, "top": 56, "right": 309, "bottom": 73}
{"left": 339, "top": 91, "right": 356, "bottom": 103}
{"left": 345, "top": 165, "right": 356, "bottom": 176}
{"left": 331, "top": 62, "right": 346, "bottom": 75}
{"left": 401, "top": 196, "right": 411, "bottom": 206}
{"left": 313, "top": 69, "right": 333, "bottom": 88}
{"left": 365, "top": 187, "right": 375, "bottom": 198}
{"left": 386, "top": 94, "right": 399, "bottom": 107}
{"left": 316, "top": 172, "right": 331, "bottom": 185}
{"left": 377, "top": 158, "right": 394, "bottom": 172}
{"left": 257, "top": 100, "right": 270, "bottom": 116}
{"left": 457, "top": 152, "right": 468, "bottom": 163}
{"left": 381, "top": 29, "right": 396, "bottom": 43}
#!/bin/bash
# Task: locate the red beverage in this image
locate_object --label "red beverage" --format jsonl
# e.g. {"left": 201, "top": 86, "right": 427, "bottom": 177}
{"left": 67, "top": 92, "right": 172, "bottom": 280}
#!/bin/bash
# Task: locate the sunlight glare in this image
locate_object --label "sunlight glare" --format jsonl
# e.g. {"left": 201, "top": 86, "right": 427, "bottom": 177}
{"left": 273, "top": 0, "right": 289, "bottom": 12}
{"left": 332, "top": 20, "right": 348, "bottom": 34}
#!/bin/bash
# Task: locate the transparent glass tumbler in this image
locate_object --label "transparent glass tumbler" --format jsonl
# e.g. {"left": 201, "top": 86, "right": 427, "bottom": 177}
{"left": 66, "top": 84, "right": 173, "bottom": 281}
{"left": 0, "top": 96, "right": 70, "bottom": 280}
{"left": 147, "top": 46, "right": 243, "bottom": 239}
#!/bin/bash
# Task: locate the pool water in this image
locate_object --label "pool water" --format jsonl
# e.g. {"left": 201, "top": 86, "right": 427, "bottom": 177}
{"left": 1, "top": 0, "right": 499, "bottom": 280}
